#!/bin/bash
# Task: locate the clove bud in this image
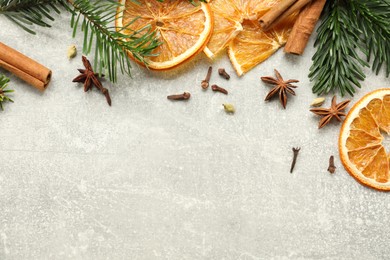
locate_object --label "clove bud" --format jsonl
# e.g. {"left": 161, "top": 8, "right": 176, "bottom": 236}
{"left": 218, "top": 68, "right": 230, "bottom": 80}
{"left": 201, "top": 66, "right": 212, "bottom": 89}
{"left": 167, "top": 92, "right": 191, "bottom": 101}
{"left": 328, "top": 155, "right": 336, "bottom": 174}
{"left": 290, "top": 147, "right": 301, "bottom": 173}
{"left": 211, "top": 84, "right": 228, "bottom": 95}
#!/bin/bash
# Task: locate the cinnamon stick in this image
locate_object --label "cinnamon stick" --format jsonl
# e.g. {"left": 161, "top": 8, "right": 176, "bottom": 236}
{"left": 0, "top": 42, "right": 52, "bottom": 91}
{"left": 260, "top": 0, "right": 312, "bottom": 31}
{"left": 284, "top": 0, "right": 327, "bottom": 55}
{"left": 259, "top": 0, "right": 298, "bottom": 30}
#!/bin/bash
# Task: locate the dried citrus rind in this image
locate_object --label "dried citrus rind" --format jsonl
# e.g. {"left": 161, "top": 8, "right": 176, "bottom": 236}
{"left": 116, "top": 0, "right": 213, "bottom": 70}
{"left": 340, "top": 89, "right": 390, "bottom": 190}
{"left": 204, "top": 0, "right": 296, "bottom": 76}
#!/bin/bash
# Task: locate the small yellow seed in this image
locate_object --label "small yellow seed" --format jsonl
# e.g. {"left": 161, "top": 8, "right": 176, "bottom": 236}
{"left": 223, "top": 103, "right": 235, "bottom": 114}
{"left": 310, "top": 97, "right": 325, "bottom": 107}
{"left": 67, "top": 45, "right": 77, "bottom": 59}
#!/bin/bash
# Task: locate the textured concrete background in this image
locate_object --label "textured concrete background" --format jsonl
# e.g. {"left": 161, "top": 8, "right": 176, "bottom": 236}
{"left": 1, "top": 11, "right": 390, "bottom": 260}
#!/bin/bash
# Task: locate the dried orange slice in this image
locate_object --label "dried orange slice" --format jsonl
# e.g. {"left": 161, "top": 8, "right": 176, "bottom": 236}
{"left": 204, "top": 0, "right": 297, "bottom": 76}
{"left": 116, "top": 0, "right": 213, "bottom": 70}
{"left": 339, "top": 89, "right": 390, "bottom": 190}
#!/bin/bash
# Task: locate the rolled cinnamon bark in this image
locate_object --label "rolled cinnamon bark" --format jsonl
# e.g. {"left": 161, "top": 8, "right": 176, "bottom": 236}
{"left": 259, "top": 0, "right": 298, "bottom": 30}
{"left": 284, "top": 0, "right": 327, "bottom": 55}
{"left": 271, "top": 0, "right": 312, "bottom": 29}
{"left": 0, "top": 42, "right": 52, "bottom": 91}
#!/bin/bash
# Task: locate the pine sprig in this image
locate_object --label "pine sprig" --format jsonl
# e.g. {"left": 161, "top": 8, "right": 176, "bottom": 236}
{"left": 0, "top": 0, "right": 67, "bottom": 34}
{"left": 350, "top": 0, "right": 390, "bottom": 76}
{"left": 310, "top": 0, "right": 390, "bottom": 96}
{"left": 0, "top": 74, "right": 14, "bottom": 110}
{"left": 309, "top": 0, "right": 368, "bottom": 96}
{"left": 67, "top": 0, "right": 160, "bottom": 82}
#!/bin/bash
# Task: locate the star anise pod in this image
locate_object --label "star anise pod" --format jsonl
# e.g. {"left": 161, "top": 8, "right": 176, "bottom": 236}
{"left": 73, "top": 56, "right": 111, "bottom": 106}
{"left": 310, "top": 96, "right": 351, "bottom": 129}
{"left": 261, "top": 69, "right": 299, "bottom": 109}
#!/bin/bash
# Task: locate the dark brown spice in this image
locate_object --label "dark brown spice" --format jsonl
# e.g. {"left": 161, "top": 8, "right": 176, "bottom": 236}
{"left": 218, "top": 68, "right": 230, "bottom": 80}
{"left": 156, "top": 21, "right": 164, "bottom": 27}
{"left": 73, "top": 56, "right": 111, "bottom": 106}
{"left": 211, "top": 84, "right": 228, "bottom": 95}
{"left": 201, "top": 66, "right": 212, "bottom": 89}
{"left": 328, "top": 155, "right": 336, "bottom": 174}
{"left": 290, "top": 147, "right": 301, "bottom": 173}
{"left": 310, "top": 96, "right": 350, "bottom": 128}
{"left": 167, "top": 92, "right": 191, "bottom": 101}
{"left": 261, "top": 69, "right": 299, "bottom": 109}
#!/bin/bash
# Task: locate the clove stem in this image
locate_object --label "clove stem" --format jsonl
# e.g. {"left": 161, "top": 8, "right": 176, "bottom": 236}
{"left": 211, "top": 84, "right": 228, "bottom": 95}
{"left": 328, "top": 155, "right": 336, "bottom": 174}
{"left": 218, "top": 68, "right": 230, "bottom": 80}
{"left": 290, "top": 147, "right": 301, "bottom": 173}
{"left": 201, "top": 66, "right": 212, "bottom": 89}
{"left": 167, "top": 92, "right": 191, "bottom": 101}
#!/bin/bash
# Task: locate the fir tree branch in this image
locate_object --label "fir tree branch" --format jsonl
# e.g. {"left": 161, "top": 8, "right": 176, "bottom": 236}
{"left": 310, "top": 0, "right": 390, "bottom": 96}
{"left": 310, "top": 0, "right": 368, "bottom": 96}
{"left": 66, "top": 0, "right": 160, "bottom": 82}
{"left": 0, "top": 74, "right": 14, "bottom": 111}
{"left": 350, "top": 0, "right": 390, "bottom": 76}
{"left": 0, "top": 0, "right": 66, "bottom": 34}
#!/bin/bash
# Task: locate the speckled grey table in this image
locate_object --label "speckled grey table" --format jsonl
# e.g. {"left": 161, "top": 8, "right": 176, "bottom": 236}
{"left": 1, "top": 12, "right": 390, "bottom": 260}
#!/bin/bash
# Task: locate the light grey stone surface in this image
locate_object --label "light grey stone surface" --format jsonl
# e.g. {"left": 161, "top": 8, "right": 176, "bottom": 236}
{"left": 1, "top": 11, "right": 390, "bottom": 260}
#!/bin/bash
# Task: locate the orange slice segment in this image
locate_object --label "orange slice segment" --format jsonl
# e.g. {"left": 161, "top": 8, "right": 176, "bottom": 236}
{"left": 340, "top": 89, "right": 390, "bottom": 191}
{"left": 228, "top": 15, "right": 296, "bottom": 76}
{"left": 362, "top": 147, "right": 389, "bottom": 183}
{"left": 203, "top": 12, "right": 242, "bottom": 59}
{"left": 366, "top": 97, "right": 390, "bottom": 134}
{"left": 349, "top": 107, "right": 382, "bottom": 138}
{"left": 346, "top": 130, "right": 382, "bottom": 150}
{"left": 204, "top": 0, "right": 297, "bottom": 76}
{"left": 204, "top": 0, "right": 280, "bottom": 58}
{"left": 116, "top": 0, "right": 213, "bottom": 70}
{"left": 347, "top": 145, "right": 382, "bottom": 172}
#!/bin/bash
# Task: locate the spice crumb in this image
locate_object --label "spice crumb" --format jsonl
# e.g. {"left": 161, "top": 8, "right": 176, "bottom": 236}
{"left": 223, "top": 103, "right": 235, "bottom": 114}
{"left": 310, "top": 97, "right": 325, "bottom": 107}
{"left": 67, "top": 45, "right": 77, "bottom": 59}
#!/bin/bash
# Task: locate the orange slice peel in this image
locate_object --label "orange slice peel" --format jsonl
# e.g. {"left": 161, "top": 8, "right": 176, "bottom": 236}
{"left": 116, "top": 0, "right": 213, "bottom": 70}
{"left": 204, "top": 0, "right": 297, "bottom": 76}
{"left": 339, "top": 89, "right": 390, "bottom": 191}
